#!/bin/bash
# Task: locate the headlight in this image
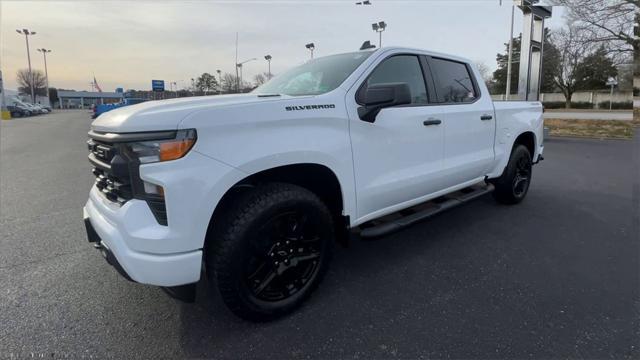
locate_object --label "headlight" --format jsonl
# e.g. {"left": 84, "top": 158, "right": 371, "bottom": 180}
{"left": 125, "top": 129, "right": 197, "bottom": 164}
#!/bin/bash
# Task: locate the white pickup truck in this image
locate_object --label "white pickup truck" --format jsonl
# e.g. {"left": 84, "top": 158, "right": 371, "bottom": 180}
{"left": 84, "top": 47, "right": 544, "bottom": 320}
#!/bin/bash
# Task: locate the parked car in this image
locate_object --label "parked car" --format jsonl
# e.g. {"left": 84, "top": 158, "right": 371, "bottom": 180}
{"left": 7, "top": 104, "right": 32, "bottom": 117}
{"left": 31, "top": 104, "right": 49, "bottom": 114}
{"left": 84, "top": 47, "right": 544, "bottom": 321}
{"left": 92, "top": 98, "right": 147, "bottom": 119}
{"left": 16, "top": 102, "right": 40, "bottom": 115}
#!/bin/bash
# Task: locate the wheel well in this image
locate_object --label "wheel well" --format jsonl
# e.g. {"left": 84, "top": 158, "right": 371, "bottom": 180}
{"left": 206, "top": 164, "right": 345, "bottom": 243}
{"left": 513, "top": 132, "right": 535, "bottom": 160}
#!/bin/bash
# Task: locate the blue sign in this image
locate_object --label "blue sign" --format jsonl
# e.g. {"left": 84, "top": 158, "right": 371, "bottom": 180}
{"left": 151, "top": 80, "right": 165, "bottom": 92}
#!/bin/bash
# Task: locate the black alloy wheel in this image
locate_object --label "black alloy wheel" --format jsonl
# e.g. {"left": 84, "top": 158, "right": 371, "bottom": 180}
{"left": 512, "top": 155, "right": 531, "bottom": 197}
{"left": 245, "top": 210, "right": 323, "bottom": 302}
{"left": 209, "top": 183, "right": 334, "bottom": 321}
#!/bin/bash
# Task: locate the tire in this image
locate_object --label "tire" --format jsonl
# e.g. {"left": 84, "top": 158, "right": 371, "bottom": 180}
{"left": 491, "top": 144, "right": 532, "bottom": 205}
{"left": 207, "top": 183, "right": 334, "bottom": 321}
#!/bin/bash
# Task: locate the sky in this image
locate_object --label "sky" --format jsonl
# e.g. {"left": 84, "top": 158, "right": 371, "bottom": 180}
{"left": 1, "top": 0, "right": 566, "bottom": 92}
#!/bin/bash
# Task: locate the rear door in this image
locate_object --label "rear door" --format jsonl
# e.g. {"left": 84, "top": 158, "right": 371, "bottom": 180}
{"left": 348, "top": 54, "right": 447, "bottom": 222}
{"left": 427, "top": 57, "right": 496, "bottom": 186}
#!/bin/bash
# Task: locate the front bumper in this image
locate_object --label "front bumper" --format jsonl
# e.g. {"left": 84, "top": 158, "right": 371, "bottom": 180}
{"left": 83, "top": 196, "right": 202, "bottom": 286}
{"left": 82, "top": 146, "right": 246, "bottom": 286}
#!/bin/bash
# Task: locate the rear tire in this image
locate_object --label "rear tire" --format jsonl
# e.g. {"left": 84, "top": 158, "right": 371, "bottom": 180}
{"left": 491, "top": 144, "right": 532, "bottom": 205}
{"left": 207, "top": 183, "right": 334, "bottom": 321}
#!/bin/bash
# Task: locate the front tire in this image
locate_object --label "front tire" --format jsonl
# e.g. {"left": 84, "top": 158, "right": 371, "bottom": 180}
{"left": 207, "top": 183, "right": 334, "bottom": 321}
{"left": 491, "top": 144, "right": 532, "bottom": 205}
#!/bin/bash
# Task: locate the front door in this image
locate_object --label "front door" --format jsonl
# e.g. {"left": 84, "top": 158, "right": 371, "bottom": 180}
{"left": 348, "top": 54, "right": 446, "bottom": 222}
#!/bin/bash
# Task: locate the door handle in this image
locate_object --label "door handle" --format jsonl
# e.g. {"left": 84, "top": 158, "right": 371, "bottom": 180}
{"left": 423, "top": 119, "right": 442, "bottom": 126}
{"left": 480, "top": 114, "right": 493, "bottom": 121}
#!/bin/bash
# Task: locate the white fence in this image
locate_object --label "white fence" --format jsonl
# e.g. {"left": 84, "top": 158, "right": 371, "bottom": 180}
{"left": 492, "top": 90, "right": 632, "bottom": 108}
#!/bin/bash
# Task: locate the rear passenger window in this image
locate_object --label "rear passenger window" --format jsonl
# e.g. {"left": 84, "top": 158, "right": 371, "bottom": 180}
{"left": 430, "top": 58, "right": 478, "bottom": 103}
{"left": 363, "top": 55, "right": 428, "bottom": 105}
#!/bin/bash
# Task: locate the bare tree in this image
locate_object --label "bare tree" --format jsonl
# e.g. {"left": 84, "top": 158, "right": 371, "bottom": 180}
{"left": 551, "top": 27, "right": 592, "bottom": 108}
{"left": 221, "top": 73, "right": 241, "bottom": 93}
{"left": 253, "top": 72, "right": 272, "bottom": 87}
{"left": 475, "top": 62, "right": 492, "bottom": 83}
{"left": 553, "top": 0, "right": 636, "bottom": 61}
{"left": 253, "top": 73, "right": 267, "bottom": 87}
{"left": 17, "top": 69, "right": 47, "bottom": 100}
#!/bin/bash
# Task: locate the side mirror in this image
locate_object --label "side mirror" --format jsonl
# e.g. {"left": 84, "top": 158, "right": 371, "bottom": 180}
{"left": 357, "top": 82, "right": 411, "bottom": 123}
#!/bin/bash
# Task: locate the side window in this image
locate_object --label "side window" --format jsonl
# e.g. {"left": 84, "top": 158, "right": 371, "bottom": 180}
{"left": 430, "top": 58, "right": 478, "bottom": 103}
{"left": 363, "top": 55, "right": 428, "bottom": 104}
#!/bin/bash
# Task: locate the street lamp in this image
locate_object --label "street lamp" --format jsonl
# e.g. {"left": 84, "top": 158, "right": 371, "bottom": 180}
{"left": 37, "top": 48, "right": 52, "bottom": 106}
{"left": 305, "top": 43, "right": 315, "bottom": 60}
{"left": 16, "top": 28, "right": 36, "bottom": 103}
{"left": 264, "top": 55, "right": 272, "bottom": 79}
{"left": 371, "top": 21, "right": 386, "bottom": 48}
{"left": 236, "top": 58, "right": 257, "bottom": 92}
{"left": 216, "top": 69, "right": 222, "bottom": 94}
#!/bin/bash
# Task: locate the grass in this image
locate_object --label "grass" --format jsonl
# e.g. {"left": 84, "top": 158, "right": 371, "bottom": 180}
{"left": 544, "top": 119, "right": 634, "bottom": 140}
{"left": 634, "top": 108, "right": 640, "bottom": 127}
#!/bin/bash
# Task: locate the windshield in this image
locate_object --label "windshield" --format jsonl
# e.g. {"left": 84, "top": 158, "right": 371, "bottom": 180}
{"left": 254, "top": 51, "right": 373, "bottom": 96}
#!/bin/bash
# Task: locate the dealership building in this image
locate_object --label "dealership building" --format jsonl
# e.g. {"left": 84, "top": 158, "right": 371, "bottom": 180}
{"left": 57, "top": 90, "right": 123, "bottom": 109}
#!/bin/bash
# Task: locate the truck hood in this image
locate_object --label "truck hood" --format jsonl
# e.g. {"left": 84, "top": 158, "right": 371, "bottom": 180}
{"left": 90, "top": 94, "right": 293, "bottom": 133}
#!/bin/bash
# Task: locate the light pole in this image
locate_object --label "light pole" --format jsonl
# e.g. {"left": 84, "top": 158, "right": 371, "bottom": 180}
{"left": 505, "top": 1, "right": 515, "bottom": 100}
{"left": 216, "top": 69, "right": 222, "bottom": 94}
{"left": 16, "top": 29, "right": 36, "bottom": 103}
{"left": 305, "top": 43, "right": 315, "bottom": 60}
{"left": 37, "top": 48, "right": 52, "bottom": 106}
{"left": 264, "top": 55, "right": 272, "bottom": 79}
{"left": 236, "top": 58, "right": 257, "bottom": 93}
{"left": 371, "top": 21, "right": 386, "bottom": 48}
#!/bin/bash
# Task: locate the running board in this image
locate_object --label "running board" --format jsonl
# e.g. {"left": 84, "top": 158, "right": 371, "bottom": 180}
{"left": 359, "top": 183, "right": 494, "bottom": 238}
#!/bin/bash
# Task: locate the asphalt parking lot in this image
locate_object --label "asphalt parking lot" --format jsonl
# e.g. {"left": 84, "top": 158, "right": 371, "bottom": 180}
{"left": 1, "top": 110, "right": 639, "bottom": 359}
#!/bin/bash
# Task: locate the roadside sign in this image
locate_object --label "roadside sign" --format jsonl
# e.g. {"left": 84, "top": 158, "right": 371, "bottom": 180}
{"left": 152, "top": 80, "right": 165, "bottom": 92}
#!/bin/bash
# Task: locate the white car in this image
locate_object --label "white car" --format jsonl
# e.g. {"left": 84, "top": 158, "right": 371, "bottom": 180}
{"left": 84, "top": 47, "right": 544, "bottom": 320}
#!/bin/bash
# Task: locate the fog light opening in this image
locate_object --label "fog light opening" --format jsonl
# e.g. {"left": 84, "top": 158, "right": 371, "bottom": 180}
{"left": 143, "top": 181, "right": 164, "bottom": 196}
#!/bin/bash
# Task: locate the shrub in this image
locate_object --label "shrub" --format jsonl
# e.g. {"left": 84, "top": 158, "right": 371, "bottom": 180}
{"left": 571, "top": 102, "right": 594, "bottom": 109}
{"left": 542, "top": 101, "right": 594, "bottom": 109}
{"left": 597, "top": 101, "right": 633, "bottom": 110}
{"left": 542, "top": 102, "right": 568, "bottom": 109}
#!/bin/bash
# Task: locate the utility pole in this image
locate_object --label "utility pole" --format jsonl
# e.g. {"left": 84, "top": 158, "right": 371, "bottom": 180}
{"left": 37, "top": 48, "right": 52, "bottom": 107}
{"left": 16, "top": 29, "right": 36, "bottom": 103}
{"left": 235, "top": 32, "right": 239, "bottom": 93}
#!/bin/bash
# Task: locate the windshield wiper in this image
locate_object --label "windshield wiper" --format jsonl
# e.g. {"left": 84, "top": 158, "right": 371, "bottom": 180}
{"left": 256, "top": 94, "right": 281, "bottom": 97}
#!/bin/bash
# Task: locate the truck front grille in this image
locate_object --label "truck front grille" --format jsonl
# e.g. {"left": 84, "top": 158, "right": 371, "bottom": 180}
{"left": 87, "top": 139, "right": 134, "bottom": 206}
{"left": 87, "top": 133, "right": 167, "bottom": 226}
